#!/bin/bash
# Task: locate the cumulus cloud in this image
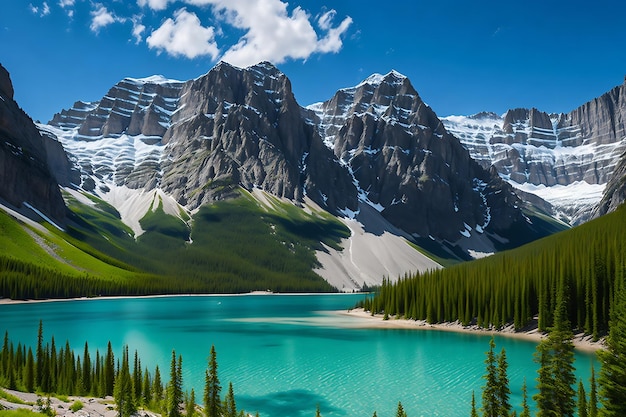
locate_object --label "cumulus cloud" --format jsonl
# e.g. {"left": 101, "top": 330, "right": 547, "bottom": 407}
{"left": 146, "top": 8, "right": 219, "bottom": 59}
{"left": 191, "top": 0, "right": 352, "bottom": 67}
{"left": 90, "top": 4, "right": 120, "bottom": 33}
{"left": 137, "top": 0, "right": 173, "bottom": 11}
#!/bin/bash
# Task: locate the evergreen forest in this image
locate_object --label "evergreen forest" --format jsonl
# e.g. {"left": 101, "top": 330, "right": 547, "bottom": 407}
{"left": 358, "top": 205, "right": 626, "bottom": 339}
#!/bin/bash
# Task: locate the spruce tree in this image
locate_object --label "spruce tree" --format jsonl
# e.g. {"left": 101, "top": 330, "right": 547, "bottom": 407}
{"left": 496, "top": 348, "right": 511, "bottom": 416}
{"left": 167, "top": 350, "right": 183, "bottom": 417}
{"left": 589, "top": 367, "right": 598, "bottom": 417}
{"left": 597, "top": 280, "right": 626, "bottom": 416}
{"left": 481, "top": 338, "right": 499, "bottom": 417}
{"left": 395, "top": 401, "right": 407, "bottom": 417}
{"left": 142, "top": 368, "right": 152, "bottom": 406}
{"left": 153, "top": 365, "right": 164, "bottom": 402}
{"left": 517, "top": 377, "right": 530, "bottom": 417}
{"left": 315, "top": 403, "right": 322, "bottom": 417}
{"left": 104, "top": 341, "right": 115, "bottom": 396}
{"left": 204, "top": 345, "right": 221, "bottom": 417}
{"left": 36, "top": 320, "right": 43, "bottom": 389}
{"left": 114, "top": 346, "right": 136, "bottom": 417}
{"left": 224, "top": 382, "right": 237, "bottom": 417}
{"left": 82, "top": 342, "right": 91, "bottom": 395}
{"left": 578, "top": 380, "right": 588, "bottom": 417}
{"left": 24, "top": 347, "right": 35, "bottom": 392}
{"left": 470, "top": 391, "right": 478, "bottom": 417}
{"left": 534, "top": 278, "right": 576, "bottom": 416}
{"left": 186, "top": 388, "right": 196, "bottom": 417}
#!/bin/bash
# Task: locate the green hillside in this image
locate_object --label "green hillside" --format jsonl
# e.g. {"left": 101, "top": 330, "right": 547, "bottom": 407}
{"left": 360, "top": 204, "right": 626, "bottom": 338}
{"left": 0, "top": 188, "right": 350, "bottom": 299}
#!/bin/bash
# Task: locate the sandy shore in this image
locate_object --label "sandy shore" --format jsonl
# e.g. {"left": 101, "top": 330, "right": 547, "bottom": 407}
{"left": 340, "top": 308, "right": 605, "bottom": 353}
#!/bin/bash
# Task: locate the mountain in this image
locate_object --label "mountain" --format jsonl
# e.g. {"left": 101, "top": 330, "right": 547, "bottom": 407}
{"left": 305, "top": 71, "right": 532, "bottom": 246}
{"left": 0, "top": 64, "right": 70, "bottom": 224}
{"left": 442, "top": 79, "right": 626, "bottom": 224}
{"left": 44, "top": 63, "right": 559, "bottom": 273}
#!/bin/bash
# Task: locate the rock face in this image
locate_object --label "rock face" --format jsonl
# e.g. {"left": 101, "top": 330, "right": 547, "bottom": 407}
{"left": 0, "top": 64, "right": 68, "bottom": 222}
{"left": 48, "top": 63, "right": 548, "bottom": 252}
{"left": 595, "top": 150, "right": 626, "bottom": 217}
{"left": 48, "top": 62, "right": 358, "bottom": 215}
{"left": 443, "top": 81, "right": 626, "bottom": 224}
{"left": 307, "top": 71, "right": 524, "bottom": 241}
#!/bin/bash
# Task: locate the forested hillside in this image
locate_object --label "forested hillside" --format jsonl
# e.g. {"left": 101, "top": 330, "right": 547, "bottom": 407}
{"left": 359, "top": 205, "right": 626, "bottom": 338}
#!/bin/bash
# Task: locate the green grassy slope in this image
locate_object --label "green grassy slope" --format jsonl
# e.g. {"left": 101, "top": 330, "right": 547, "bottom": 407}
{"left": 0, "top": 188, "right": 351, "bottom": 299}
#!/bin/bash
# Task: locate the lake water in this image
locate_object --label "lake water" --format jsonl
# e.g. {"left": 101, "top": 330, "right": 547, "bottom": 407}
{"left": 0, "top": 294, "right": 598, "bottom": 417}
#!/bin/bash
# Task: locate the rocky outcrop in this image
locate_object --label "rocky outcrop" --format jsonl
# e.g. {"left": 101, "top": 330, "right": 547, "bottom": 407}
{"left": 0, "top": 63, "right": 67, "bottom": 222}
{"left": 595, "top": 150, "right": 626, "bottom": 217}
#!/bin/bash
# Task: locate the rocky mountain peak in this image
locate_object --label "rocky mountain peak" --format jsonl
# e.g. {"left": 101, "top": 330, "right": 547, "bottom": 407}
{"left": 0, "top": 64, "right": 68, "bottom": 223}
{"left": 307, "top": 71, "right": 525, "bottom": 243}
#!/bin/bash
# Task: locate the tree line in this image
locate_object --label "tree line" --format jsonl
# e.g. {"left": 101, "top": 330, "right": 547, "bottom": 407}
{"left": 470, "top": 275, "right": 626, "bottom": 416}
{"left": 0, "top": 322, "right": 248, "bottom": 417}
{"left": 358, "top": 206, "right": 626, "bottom": 339}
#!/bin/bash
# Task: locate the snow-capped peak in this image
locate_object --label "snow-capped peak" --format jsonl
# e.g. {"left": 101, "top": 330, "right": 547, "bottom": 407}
{"left": 124, "top": 75, "right": 183, "bottom": 85}
{"left": 357, "top": 69, "right": 407, "bottom": 89}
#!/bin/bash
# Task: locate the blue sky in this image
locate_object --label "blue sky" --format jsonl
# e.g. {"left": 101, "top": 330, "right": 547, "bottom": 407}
{"left": 2, "top": 0, "right": 626, "bottom": 123}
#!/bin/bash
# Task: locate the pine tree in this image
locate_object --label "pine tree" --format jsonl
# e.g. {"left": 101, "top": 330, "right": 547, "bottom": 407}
{"left": 395, "top": 401, "right": 407, "bottom": 417}
{"left": 224, "top": 382, "right": 237, "bottom": 417}
{"left": 204, "top": 345, "right": 221, "bottom": 417}
{"left": 186, "top": 388, "right": 196, "bottom": 417}
{"left": 142, "top": 368, "right": 152, "bottom": 406}
{"left": 315, "top": 403, "right": 322, "bottom": 417}
{"left": 597, "top": 279, "right": 626, "bottom": 416}
{"left": 104, "top": 341, "right": 115, "bottom": 396}
{"left": 82, "top": 342, "right": 91, "bottom": 395}
{"left": 481, "top": 338, "right": 499, "bottom": 417}
{"left": 589, "top": 367, "right": 598, "bottom": 417}
{"left": 167, "top": 350, "right": 183, "bottom": 417}
{"left": 534, "top": 278, "right": 576, "bottom": 416}
{"left": 133, "top": 350, "right": 142, "bottom": 403}
{"left": 470, "top": 391, "right": 478, "bottom": 417}
{"left": 114, "top": 346, "right": 136, "bottom": 417}
{"left": 578, "top": 380, "right": 588, "bottom": 417}
{"left": 519, "top": 378, "right": 531, "bottom": 417}
{"left": 153, "top": 365, "right": 164, "bottom": 402}
{"left": 496, "top": 348, "right": 511, "bottom": 416}
{"left": 36, "top": 320, "right": 43, "bottom": 389}
{"left": 24, "top": 347, "right": 35, "bottom": 392}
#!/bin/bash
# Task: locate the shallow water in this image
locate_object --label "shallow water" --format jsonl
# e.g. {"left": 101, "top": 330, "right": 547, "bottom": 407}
{"left": 0, "top": 294, "right": 598, "bottom": 416}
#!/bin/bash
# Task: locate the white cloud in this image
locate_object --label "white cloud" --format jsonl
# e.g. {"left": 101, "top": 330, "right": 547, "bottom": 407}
{"left": 132, "top": 17, "right": 146, "bottom": 44}
{"left": 90, "top": 4, "right": 119, "bottom": 33}
{"left": 137, "top": 0, "right": 173, "bottom": 11}
{"left": 184, "top": 0, "right": 353, "bottom": 68}
{"left": 29, "top": 2, "right": 51, "bottom": 17}
{"left": 146, "top": 8, "right": 219, "bottom": 59}
{"left": 58, "top": 0, "right": 74, "bottom": 17}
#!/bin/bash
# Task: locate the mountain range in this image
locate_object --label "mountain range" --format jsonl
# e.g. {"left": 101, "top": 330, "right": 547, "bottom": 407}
{"left": 1, "top": 61, "right": 625, "bottom": 293}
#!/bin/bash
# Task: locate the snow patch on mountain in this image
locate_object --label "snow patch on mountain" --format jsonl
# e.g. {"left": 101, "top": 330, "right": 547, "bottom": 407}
{"left": 442, "top": 113, "right": 626, "bottom": 224}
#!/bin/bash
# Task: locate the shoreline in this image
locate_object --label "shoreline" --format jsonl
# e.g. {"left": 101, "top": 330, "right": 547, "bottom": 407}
{"left": 339, "top": 308, "right": 605, "bottom": 353}
{"left": 0, "top": 295, "right": 605, "bottom": 352}
{"left": 0, "top": 291, "right": 361, "bottom": 305}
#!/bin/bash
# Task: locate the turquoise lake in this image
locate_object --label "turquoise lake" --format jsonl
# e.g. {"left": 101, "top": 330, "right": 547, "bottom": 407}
{"left": 0, "top": 294, "right": 598, "bottom": 416}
